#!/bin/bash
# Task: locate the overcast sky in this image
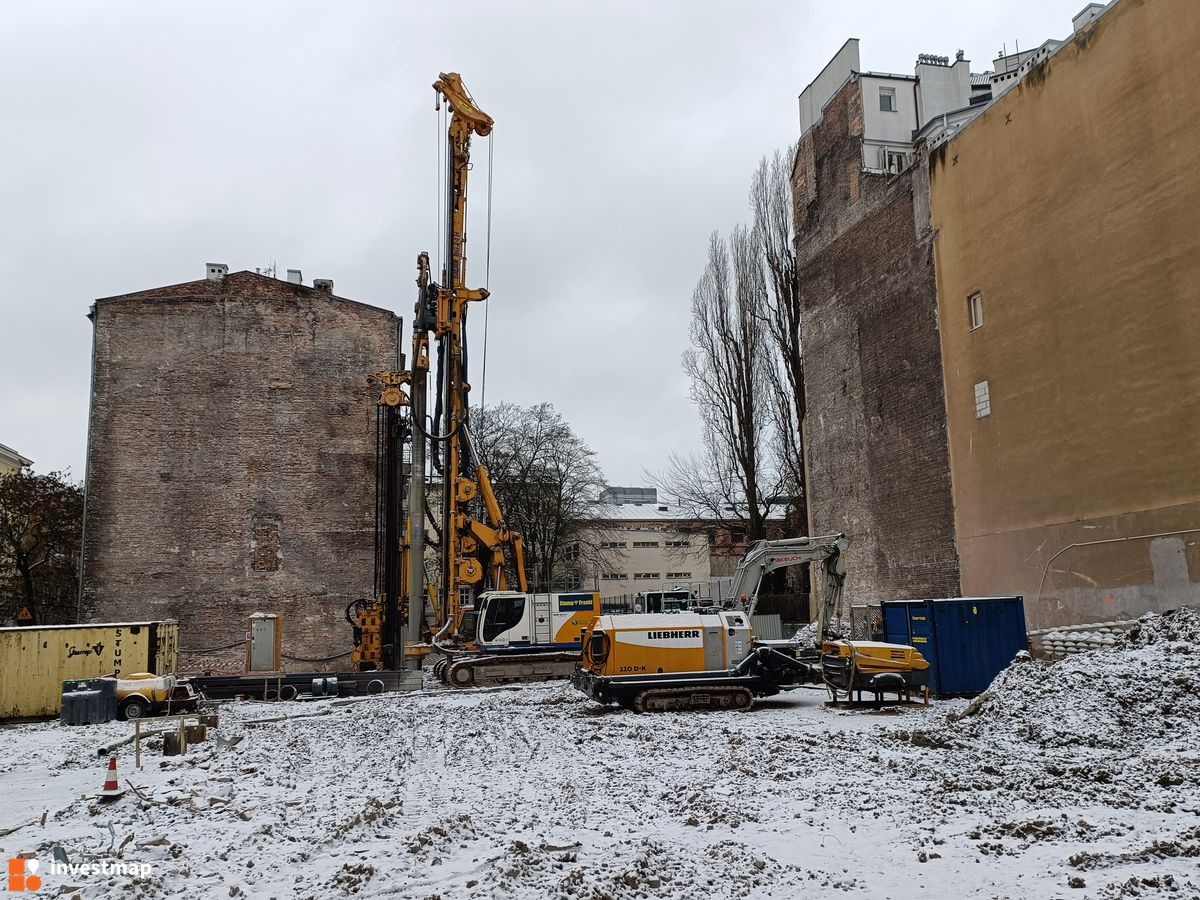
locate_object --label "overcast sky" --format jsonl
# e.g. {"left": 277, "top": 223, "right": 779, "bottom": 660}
{"left": 0, "top": 0, "right": 1085, "bottom": 486}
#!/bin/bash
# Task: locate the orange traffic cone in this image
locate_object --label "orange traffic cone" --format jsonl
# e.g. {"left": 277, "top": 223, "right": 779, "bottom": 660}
{"left": 97, "top": 754, "right": 124, "bottom": 800}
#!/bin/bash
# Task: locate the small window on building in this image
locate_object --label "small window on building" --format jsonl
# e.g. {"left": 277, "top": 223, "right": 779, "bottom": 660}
{"left": 730, "top": 528, "right": 746, "bottom": 544}
{"left": 968, "top": 293, "right": 983, "bottom": 330}
{"left": 879, "top": 87, "right": 896, "bottom": 112}
{"left": 599, "top": 541, "right": 627, "bottom": 549}
{"left": 633, "top": 572, "right": 661, "bottom": 580}
{"left": 632, "top": 541, "right": 659, "bottom": 548}
{"left": 885, "top": 150, "right": 908, "bottom": 174}
{"left": 974, "top": 380, "right": 991, "bottom": 418}
{"left": 666, "top": 572, "right": 692, "bottom": 579}
{"left": 601, "top": 572, "right": 627, "bottom": 581}
{"left": 664, "top": 540, "right": 689, "bottom": 548}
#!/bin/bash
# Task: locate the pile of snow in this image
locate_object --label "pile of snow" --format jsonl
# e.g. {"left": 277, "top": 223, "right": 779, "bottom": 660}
{"left": 1123, "top": 606, "right": 1200, "bottom": 647}
{"left": 951, "top": 607, "right": 1200, "bottom": 746}
{"left": 939, "top": 607, "right": 1200, "bottom": 810}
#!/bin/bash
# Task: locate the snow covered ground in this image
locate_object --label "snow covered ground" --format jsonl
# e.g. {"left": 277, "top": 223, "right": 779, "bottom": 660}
{"left": 2, "top": 609, "right": 1198, "bottom": 900}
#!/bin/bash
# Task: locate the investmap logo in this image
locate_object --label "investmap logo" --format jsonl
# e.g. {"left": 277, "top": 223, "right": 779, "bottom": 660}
{"left": 6, "top": 859, "right": 41, "bottom": 893}
{"left": 6, "top": 857, "right": 154, "bottom": 892}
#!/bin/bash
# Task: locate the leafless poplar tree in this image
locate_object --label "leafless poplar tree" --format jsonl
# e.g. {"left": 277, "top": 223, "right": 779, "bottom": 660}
{"left": 658, "top": 227, "right": 783, "bottom": 540}
{"left": 751, "top": 145, "right": 808, "bottom": 530}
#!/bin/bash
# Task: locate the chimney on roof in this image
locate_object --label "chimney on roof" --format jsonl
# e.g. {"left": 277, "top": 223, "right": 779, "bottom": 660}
{"left": 206, "top": 262, "right": 228, "bottom": 281}
{"left": 1072, "top": 3, "right": 1107, "bottom": 34}
{"left": 313, "top": 278, "right": 334, "bottom": 294}
{"left": 286, "top": 269, "right": 303, "bottom": 285}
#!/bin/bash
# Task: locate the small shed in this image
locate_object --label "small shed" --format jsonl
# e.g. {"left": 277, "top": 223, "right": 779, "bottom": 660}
{"left": 881, "top": 597, "right": 1027, "bottom": 696}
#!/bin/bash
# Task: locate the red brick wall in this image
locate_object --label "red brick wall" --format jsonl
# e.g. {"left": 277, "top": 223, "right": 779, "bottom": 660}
{"left": 793, "top": 76, "right": 961, "bottom": 606}
{"left": 81, "top": 272, "right": 399, "bottom": 672}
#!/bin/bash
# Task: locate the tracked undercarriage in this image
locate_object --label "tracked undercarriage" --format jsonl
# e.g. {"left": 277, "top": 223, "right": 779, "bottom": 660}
{"left": 626, "top": 685, "right": 754, "bottom": 713}
{"left": 433, "top": 650, "right": 583, "bottom": 688}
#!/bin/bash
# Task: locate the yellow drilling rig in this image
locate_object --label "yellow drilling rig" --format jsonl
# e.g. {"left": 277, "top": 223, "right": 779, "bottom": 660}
{"left": 349, "top": 74, "right": 600, "bottom": 686}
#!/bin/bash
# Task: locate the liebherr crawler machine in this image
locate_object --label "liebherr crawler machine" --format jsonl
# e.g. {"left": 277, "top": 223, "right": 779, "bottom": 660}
{"left": 574, "top": 535, "right": 930, "bottom": 710}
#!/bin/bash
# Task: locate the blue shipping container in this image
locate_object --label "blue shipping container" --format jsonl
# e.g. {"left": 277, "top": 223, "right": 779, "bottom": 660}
{"left": 881, "top": 597, "right": 1028, "bottom": 696}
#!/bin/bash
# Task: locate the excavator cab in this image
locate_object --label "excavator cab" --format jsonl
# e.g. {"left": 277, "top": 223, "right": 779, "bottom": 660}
{"left": 639, "top": 588, "right": 699, "bottom": 614}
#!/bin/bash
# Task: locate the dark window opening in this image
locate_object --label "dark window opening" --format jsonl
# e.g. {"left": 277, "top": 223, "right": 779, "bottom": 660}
{"left": 588, "top": 631, "right": 610, "bottom": 665}
{"left": 481, "top": 595, "right": 526, "bottom": 642}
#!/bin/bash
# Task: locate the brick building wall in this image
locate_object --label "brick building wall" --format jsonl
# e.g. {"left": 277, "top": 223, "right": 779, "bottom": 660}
{"left": 792, "top": 75, "right": 960, "bottom": 608}
{"left": 81, "top": 270, "right": 400, "bottom": 672}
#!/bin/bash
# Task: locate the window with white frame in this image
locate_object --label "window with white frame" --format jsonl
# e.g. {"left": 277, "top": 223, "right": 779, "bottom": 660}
{"left": 599, "top": 541, "right": 627, "bottom": 549}
{"left": 974, "top": 380, "right": 991, "bottom": 418}
{"left": 665, "top": 572, "right": 692, "bottom": 579}
{"left": 633, "top": 572, "right": 661, "bottom": 580}
{"left": 879, "top": 86, "right": 896, "bottom": 112}
{"left": 600, "top": 572, "right": 627, "bottom": 581}
{"left": 664, "top": 540, "right": 690, "bottom": 548}
{"left": 632, "top": 541, "right": 659, "bottom": 548}
{"left": 968, "top": 293, "right": 983, "bottom": 330}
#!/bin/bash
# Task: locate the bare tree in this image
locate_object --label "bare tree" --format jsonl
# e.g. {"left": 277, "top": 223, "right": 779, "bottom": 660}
{"left": 472, "top": 402, "right": 610, "bottom": 591}
{"left": 658, "top": 228, "right": 783, "bottom": 541}
{"left": 751, "top": 145, "right": 808, "bottom": 531}
{"left": 0, "top": 470, "right": 84, "bottom": 625}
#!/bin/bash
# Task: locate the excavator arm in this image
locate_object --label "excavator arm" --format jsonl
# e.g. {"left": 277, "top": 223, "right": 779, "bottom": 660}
{"left": 727, "top": 534, "right": 848, "bottom": 641}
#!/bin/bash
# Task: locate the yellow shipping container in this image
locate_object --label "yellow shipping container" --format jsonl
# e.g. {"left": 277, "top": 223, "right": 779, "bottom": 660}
{"left": 0, "top": 621, "right": 179, "bottom": 719}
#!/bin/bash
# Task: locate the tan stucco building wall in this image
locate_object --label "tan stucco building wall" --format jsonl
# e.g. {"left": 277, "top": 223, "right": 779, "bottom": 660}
{"left": 929, "top": 0, "right": 1200, "bottom": 629}
{"left": 0, "top": 444, "right": 32, "bottom": 476}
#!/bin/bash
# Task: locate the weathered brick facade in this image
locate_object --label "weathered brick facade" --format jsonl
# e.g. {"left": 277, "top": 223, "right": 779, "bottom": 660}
{"left": 81, "top": 271, "right": 400, "bottom": 671}
{"left": 793, "top": 76, "right": 960, "bottom": 606}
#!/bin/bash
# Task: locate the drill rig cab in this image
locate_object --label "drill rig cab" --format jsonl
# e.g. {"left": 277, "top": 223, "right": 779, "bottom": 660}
{"left": 433, "top": 589, "right": 599, "bottom": 687}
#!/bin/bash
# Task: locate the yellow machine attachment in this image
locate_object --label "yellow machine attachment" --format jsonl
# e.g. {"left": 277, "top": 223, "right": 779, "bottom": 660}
{"left": 820, "top": 640, "right": 931, "bottom": 703}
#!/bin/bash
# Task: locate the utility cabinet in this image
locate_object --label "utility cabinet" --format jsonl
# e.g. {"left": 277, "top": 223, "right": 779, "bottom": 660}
{"left": 246, "top": 613, "right": 282, "bottom": 674}
{"left": 881, "top": 597, "right": 1027, "bottom": 697}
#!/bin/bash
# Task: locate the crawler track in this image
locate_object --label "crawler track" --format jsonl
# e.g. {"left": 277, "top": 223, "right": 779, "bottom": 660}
{"left": 436, "top": 652, "right": 582, "bottom": 688}
{"left": 631, "top": 685, "right": 754, "bottom": 713}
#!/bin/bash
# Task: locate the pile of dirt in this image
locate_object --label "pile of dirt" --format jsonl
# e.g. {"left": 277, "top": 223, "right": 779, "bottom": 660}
{"left": 1121, "top": 605, "right": 1200, "bottom": 648}
{"left": 947, "top": 606, "right": 1200, "bottom": 754}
